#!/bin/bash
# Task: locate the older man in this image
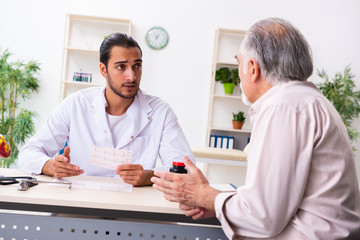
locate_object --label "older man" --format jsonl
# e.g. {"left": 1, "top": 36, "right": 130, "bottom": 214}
{"left": 151, "top": 18, "right": 360, "bottom": 239}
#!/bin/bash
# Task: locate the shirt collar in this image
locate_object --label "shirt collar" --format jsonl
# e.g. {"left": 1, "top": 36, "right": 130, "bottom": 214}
{"left": 248, "top": 82, "right": 286, "bottom": 124}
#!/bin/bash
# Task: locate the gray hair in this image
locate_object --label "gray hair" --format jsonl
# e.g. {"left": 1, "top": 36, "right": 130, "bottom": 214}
{"left": 240, "top": 18, "right": 313, "bottom": 85}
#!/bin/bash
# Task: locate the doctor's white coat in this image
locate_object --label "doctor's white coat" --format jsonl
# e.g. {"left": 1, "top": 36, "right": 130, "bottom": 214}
{"left": 18, "top": 87, "right": 194, "bottom": 177}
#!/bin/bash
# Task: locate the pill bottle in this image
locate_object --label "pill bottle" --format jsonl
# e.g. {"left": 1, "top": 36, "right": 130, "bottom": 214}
{"left": 169, "top": 162, "right": 187, "bottom": 174}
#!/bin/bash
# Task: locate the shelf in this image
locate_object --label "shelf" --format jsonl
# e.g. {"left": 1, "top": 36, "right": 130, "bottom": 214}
{"left": 210, "top": 127, "right": 251, "bottom": 134}
{"left": 65, "top": 46, "right": 99, "bottom": 54}
{"left": 218, "top": 28, "right": 247, "bottom": 35}
{"left": 63, "top": 81, "right": 104, "bottom": 88}
{"left": 68, "top": 13, "right": 131, "bottom": 24}
{"left": 205, "top": 27, "right": 249, "bottom": 184}
{"left": 215, "top": 62, "right": 238, "bottom": 67}
{"left": 207, "top": 27, "right": 249, "bottom": 152}
{"left": 213, "top": 94, "right": 242, "bottom": 100}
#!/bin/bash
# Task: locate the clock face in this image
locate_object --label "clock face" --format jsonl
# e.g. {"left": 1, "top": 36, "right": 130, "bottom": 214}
{"left": 145, "top": 26, "right": 169, "bottom": 50}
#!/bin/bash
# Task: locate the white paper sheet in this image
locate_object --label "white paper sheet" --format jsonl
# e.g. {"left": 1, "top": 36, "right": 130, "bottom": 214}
{"left": 89, "top": 145, "right": 132, "bottom": 170}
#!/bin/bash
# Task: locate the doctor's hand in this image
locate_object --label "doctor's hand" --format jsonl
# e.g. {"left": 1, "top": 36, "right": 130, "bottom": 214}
{"left": 116, "top": 164, "right": 154, "bottom": 187}
{"left": 41, "top": 146, "right": 84, "bottom": 178}
{"left": 151, "top": 156, "right": 220, "bottom": 215}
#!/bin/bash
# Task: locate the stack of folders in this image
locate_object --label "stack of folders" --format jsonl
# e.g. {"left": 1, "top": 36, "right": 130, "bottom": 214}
{"left": 209, "top": 135, "right": 234, "bottom": 149}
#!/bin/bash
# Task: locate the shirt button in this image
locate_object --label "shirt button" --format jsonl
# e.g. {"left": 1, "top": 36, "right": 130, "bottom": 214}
{"left": 104, "top": 130, "right": 107, "bottom": 133}
{"left": 148, "top": 116, "right": 151, "bottom": 120}
{"left": 131, "top": 136, "right": 134, "bottom": 139}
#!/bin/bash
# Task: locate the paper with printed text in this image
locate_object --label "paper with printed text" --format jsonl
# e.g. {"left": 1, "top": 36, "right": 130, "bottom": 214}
{"left": 90, "top": 145, "right": 132, "bottom": 170}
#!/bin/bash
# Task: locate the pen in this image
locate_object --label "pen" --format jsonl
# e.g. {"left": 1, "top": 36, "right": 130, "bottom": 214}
{"left": 229, "top": 183, "right": 237, "bottom": 190}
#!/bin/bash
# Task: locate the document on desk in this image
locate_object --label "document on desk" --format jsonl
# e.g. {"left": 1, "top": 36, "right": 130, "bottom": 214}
{"left": 51, "top": 177, "right": 133, "bottom": 192}
{"left": 89, "top": 145, "right": 132, "bottom": 170}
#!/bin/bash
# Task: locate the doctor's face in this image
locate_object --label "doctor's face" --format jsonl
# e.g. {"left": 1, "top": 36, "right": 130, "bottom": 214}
{"left": 100, "top": 46, "right": 142, "bottom": 99}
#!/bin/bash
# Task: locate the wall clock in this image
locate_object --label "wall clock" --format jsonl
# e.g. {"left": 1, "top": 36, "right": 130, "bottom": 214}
{"left": 145, "top": 26, "right": 169, "bottom": 50}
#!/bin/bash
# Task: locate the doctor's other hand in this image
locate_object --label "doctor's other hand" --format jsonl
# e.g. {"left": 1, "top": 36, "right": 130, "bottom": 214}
{"left": 151, "top": 156, "right": 219, "bottom": 211}
{"left": 41, "top": 146, "right": 84, "bottom": 178}
{"left": 116, "top": 164, "right": 154, "bottom": 187}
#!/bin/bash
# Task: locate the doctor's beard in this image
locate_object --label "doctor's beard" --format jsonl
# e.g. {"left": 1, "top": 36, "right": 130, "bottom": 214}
{"left": 240, "top": 82, "right": 252, "bottom": 106}
{"left": 107, "top": 75, "right": 138, "bottom": 99}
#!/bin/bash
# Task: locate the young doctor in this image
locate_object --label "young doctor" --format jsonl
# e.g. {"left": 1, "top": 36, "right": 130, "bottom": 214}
{"left": 18, "top": 33, "right": 194, "bottom": 186}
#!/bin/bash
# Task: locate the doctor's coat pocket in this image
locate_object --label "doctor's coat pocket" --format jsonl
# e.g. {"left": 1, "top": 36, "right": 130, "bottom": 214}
{"left": 129, "top": 136, "right": 157, "bottom": 167}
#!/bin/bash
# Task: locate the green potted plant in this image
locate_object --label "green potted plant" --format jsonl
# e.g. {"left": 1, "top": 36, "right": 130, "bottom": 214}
{"left": 317, "top": 65, "right": 360, "bottom": 151}
{"left": 232, "top": 111, "right": 246, "bottom": 129}
{"left": 230, "top": 68, "right": 240, "bottom": 86}
{"left": 0, "top": 48, "right": 40, "bottom": 168}
{"left": 215, "top": 67, "right": 240, "bottom": 95}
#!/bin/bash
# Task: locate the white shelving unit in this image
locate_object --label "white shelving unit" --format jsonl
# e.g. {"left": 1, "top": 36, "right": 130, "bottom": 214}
{"left": 60, "top": 14, "right": 131, "bottom": 101}
{"left": 206, "top": 28, "right": 250, "bottom": 151}
{"left": 194, "top": 28, "right": 250, "bottom": 186}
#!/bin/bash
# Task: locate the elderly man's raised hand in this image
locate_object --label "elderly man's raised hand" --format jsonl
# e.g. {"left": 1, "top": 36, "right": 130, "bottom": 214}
{"left": 151, "top": 156, "right": 220, "bottom": 215}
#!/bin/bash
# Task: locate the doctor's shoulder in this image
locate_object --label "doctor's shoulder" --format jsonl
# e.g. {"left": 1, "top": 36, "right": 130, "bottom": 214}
{"left": 141, "top": 91, "right": 173, "bottom": 113}
{"left": 61, "top": 87, "right": 103, "bottom": 106}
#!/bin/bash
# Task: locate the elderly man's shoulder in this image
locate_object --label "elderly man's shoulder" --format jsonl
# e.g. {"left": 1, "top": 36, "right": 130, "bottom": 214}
{"left": 276, "top": 81, "right": 324, "bottom": 104}
{"left": 263, "top": 81, "right": 331, "bottom": 115}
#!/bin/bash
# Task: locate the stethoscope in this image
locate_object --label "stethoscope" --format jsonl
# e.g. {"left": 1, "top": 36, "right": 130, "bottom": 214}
{"left": 0, "top": 175, "right": 71, "bottom": 191}
{"left": 0, "top": 176, "right": 36, "bottom": 185}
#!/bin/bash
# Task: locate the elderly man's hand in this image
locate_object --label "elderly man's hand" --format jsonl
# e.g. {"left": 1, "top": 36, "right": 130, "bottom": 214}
{"left": 151, "top": 156, "right": 220, "bottom": 214}
{"left": 180, "top": 204, "right": 216, "bottom": 220}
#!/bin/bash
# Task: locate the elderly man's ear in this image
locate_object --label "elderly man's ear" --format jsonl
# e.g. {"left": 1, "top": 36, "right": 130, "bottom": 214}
{"left": 248, "top": 59, "right": 261, "bottom": 83}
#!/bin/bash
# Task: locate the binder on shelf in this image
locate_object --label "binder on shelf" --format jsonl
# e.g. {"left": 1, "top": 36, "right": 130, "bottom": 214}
{"left": 228, "top": 137, "right": 234, "bottom": 149}
{"left": 209, "top": 135, "right": 216, "bottom": 148}
{"left": 216, "top": 136, "right": 222, "bottom": 149}
{"left": 222, "top": 137, "right": 228, "bottom": 149}
{"left": 209, "top": 135, "right": 235, "bottom": 149}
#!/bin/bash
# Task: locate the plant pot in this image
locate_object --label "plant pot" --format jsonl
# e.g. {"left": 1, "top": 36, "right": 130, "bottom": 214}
{"left": 232, "top": 121, "right": 244, "bottom": 130}
{"left": 223, "top": 83, "right": 235, "bottom": 95}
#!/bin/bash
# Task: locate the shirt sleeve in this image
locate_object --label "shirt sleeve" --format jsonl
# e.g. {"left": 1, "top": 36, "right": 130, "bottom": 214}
{"left": 215, "top": 104, "right": 314, "bottom": 238}
{"left": 18, "top": 96, "right": 72, "bottom": 174}
{"left": 156, "top": 105, "right": 195, "bottom": 171}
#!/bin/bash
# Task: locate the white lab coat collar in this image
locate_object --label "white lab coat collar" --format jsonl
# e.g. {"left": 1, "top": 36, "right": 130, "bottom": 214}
{"left": 90, "top": 86, "right": 152, "bottom": 148}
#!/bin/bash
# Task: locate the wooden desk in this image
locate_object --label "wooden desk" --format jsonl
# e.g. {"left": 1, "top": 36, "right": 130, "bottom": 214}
{"left": 0, "top": 168, "right": 227, "bottom": 240}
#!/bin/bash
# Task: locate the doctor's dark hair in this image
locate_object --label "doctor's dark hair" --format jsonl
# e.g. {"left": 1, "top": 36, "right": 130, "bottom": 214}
{"left": 100, "top": 33, "right": 142, "bottom": 68}
{"left": 240, "top": 18, "right": 313, "bottom": 85}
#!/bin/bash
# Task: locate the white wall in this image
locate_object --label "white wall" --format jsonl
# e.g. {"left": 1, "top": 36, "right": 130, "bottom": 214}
{"left": 1, "top": 0, "right": 360, "bottom": 181}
